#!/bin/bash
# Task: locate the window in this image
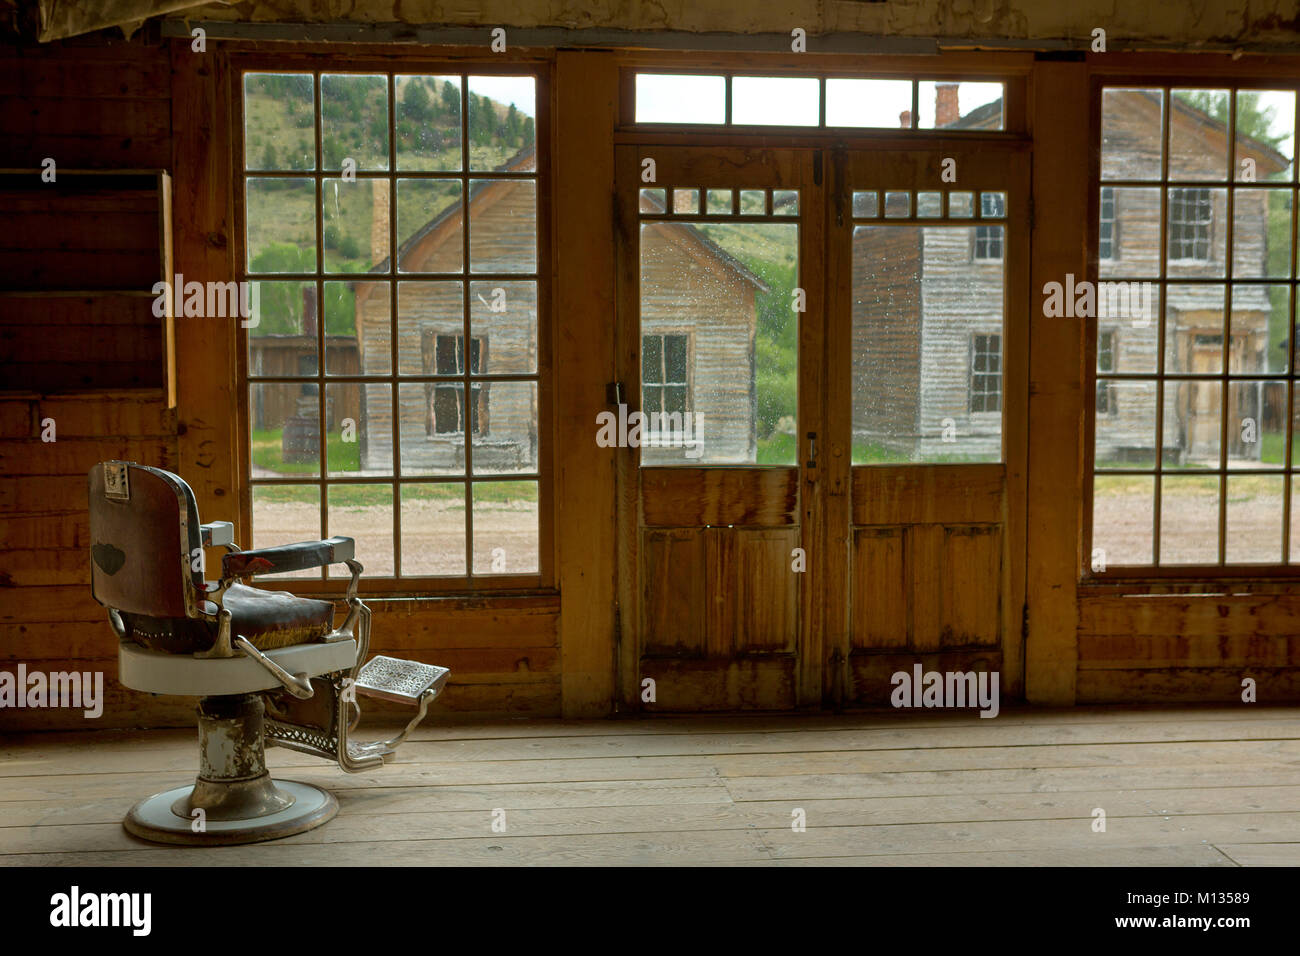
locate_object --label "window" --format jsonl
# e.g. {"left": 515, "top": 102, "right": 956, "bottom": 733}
{"left": 424, "top": 334, "right": 486, "bottom": 436}
{"left": 642, "top": 334, "right": 690, "bottom": 415}
{"left": 1096, "top": 331, "right": 1117, "bottom": 415}
{"left": 632, "top": 73, "right": 1006, "bottom": 130}
{"left": 970, "top": 334, "right": 1002, "bottom": 413}
{"left": 974, "top": 193, "right": 1005, "bottom": 260}
{"left": 1168, "top": 187, "right": 1213, "bottom": 261}
{"left": 1098, "top": 186, "right": 1117, "bottom": 260}
{"left": 240, "top": 68, "right": 545, "bottom": 583}
{"left": 1092, "top": 85, "right": 1299, "bottom": 569}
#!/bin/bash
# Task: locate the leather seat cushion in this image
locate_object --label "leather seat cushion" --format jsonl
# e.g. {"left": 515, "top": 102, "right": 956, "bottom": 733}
{"left": 223, "top": 583, "right": 334, "bottom": 649}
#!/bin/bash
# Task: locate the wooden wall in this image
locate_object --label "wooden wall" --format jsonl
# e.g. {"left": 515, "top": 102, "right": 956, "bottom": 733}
{"left": 3, "top": 35, "right": 1300, "bottom": 730}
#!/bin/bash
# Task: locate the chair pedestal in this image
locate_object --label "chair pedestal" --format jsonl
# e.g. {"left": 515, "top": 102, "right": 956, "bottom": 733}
{"left": 124, "top": 693, "right": 337, "bottom": 846}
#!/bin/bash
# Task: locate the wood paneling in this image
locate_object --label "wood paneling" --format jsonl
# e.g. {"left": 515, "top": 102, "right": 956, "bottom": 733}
{"left": 847, "top": 651, "right": 1003, "bottom": 708}
{"left": 641, "top": 528, "right": 707, "bottom": 656}
{"left": 941, "top": 525, "right": 1002, "bottom": 648}
{"left": 638, "top": 657, "right": 796, "bottom": 712}
{"left": 850, "top": 528, "right": 908, "bottom": 649}
{"left": 852, "top": 464, "right": 1004, "bottom": 526}
{"left": 710, "top": 528, "right": 799, "bottom": 655}
{"left": 641, "top": 467, "right": 799, "bottom": 527}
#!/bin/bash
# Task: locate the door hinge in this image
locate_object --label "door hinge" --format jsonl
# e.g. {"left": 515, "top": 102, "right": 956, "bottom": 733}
{"left": 813, "top": 151, "right": 823, "bottom": 186}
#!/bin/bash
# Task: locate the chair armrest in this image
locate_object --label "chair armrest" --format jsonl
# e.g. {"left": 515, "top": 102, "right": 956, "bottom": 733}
{"left": 201, "top": 521, "right": 235, "bottom": 548}
{"left": 221, "top": 536, "right": 356, "bottom": 577}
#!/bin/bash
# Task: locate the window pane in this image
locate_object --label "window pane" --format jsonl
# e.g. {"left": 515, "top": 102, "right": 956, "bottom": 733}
{"left": 1235, "top": 90, "right": 1295, "bottom": 182}
{"left": 1232, "top": 188, "right": 1292, "bottom": 279}
{"left": 398, "top": 281, "right": 463, "bottom": 376}
{"left": 1226, "top": 380, "right": 1285, "bottom": 469}
{"left": 250, "top": 382, "right": 321, "bottom": 477}
{"left": 1225, "top": 476, "right": 1283, "bottom": 563}
{"left": 739, "top": 190, "right": 766, "bottom": 215}
{"left": 252, "top": 485, "right": 321, "bottom": 579}
{"left": 248, "top": 281, "right": 315, "bottom": 374}
{"left": 1165, "top": 283, "right": 1224, "bottom": 374}
{"left": 916, "top": 192, "right": 942, "bottom": 218}
{"left": 642, "top": 334, "right": 663, "bottom": 385}
{"left": 635, "top": 73, "right": 725, "bottom": 124}
{"left": 1094, "top": 381, "right": 1157, "bottom": 469}
{"left": 1097, "top": 289, "right": 1159, "bottom": 373}
{"left": 327, "top": 484, "right": 394, "bottom": 577}
{"left": 852, "top": 191, "right": 879, "bottom": 218}
{"left": 244, "top": 73, "right": 315, "bottom": 171}
{"left": 1170, "top": 89, "right": 1230, "bottom": 181}
{"left": 918, "top": 81, "right": 1003, "bottom": 130}
{"left": 826, "top": 78, "right": 913, "bottom": 128}
{"left": 399, "top": 484, "right": 467, "bottom": 575}
{"left": 1167, "top": 188, "right": 1226, "bottom": 276}
{"left": 468, "top": 76, "right": 536, "bottom": 172}
{"left": 672, "top": 188, "right": 700, "bottom": 215}
{"left": 328, "top": 382, "right": 390, "bottom": 476}
{"left": 731, "top": 76, "right": 819, "bottom": 126}
{"left": 472, "top": 481, "right": 539, "bottom": 574}
{"left": 471, "top": 381, "right": 538, "bottom": 475}
{"left": 321, "top": 74, "right": 389, "bottom": 171}
{"left": 396, "top": 75, "right": 462, "bottom": 171}
{"left": 884, "top": 191, "right": 910, "bottom": 218}
{"left": 1101, "top": 88, "right": 1164, "bottom": 181}
{"left": 469, "top": 179, "right": 536, "bottom": 273}
{"left": 639, "top": 220, "right": 797, "bottom": 465}
{"left": 706, "top": 189, "right": 733, "bottom": 215}
{"left": 1160, "top": 475, "right": 1220, "bottom": 564}
{"left": 948, "top": 192, "right": 974, "bottom": 218}
{"left": 1163, "top": 380, "right": 1222, "bottom": 467}
{"left": 327, "top": 280, "right": 381, "bottom": 375}
{"left": 852, "top": 226, "right": 1003, "bottom": 463}
{"left": 470, "top": 280, "right": 537, "bottom": 374}
{"left": 1230, "top": 283, "right": 1289, "bottom": 374}
{"left": 773, "top": 190, "right": 799, "bottom": 216}
{"left": 398, "top": 382, "right": 465, "bottom": 476}
{"left": 322, "top": 178, "right": 389, "bottom": 273}
{"left": 246, "top": 178, "right": 316, "bottom": 273}
{"left": 1093, "top": 476, "right": 1154, "bottom": 566}
{"left": 1099, "top": 187, "right": 1160, "bottom": 279}
{"left": 397, "top": 180, "right": 462, "bottom": 273}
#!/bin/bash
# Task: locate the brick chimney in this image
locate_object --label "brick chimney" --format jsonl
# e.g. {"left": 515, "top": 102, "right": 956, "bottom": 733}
{"left": 935, "top": 83, "right": 959, "bottom": 127}
{"left": 371, "top": 178, "right": 391, "bottom": 268}
{"left": 899, "top": 109, "right": 912, "bottom": 129}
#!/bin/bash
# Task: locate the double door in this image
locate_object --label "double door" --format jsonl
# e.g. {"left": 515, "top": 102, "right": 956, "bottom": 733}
{"left": 614, "top": 144, "right": 1029, "bottom": 710}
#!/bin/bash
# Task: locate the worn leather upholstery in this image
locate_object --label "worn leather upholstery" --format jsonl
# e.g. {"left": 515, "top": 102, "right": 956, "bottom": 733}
{"left": 222, "top": 583, "right": 334, "bottom": 649}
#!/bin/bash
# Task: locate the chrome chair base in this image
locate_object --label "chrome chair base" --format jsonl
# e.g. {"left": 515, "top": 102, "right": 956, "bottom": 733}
{"left": 124, "top": 780, "right": 337, "bottom": 847}
{"left": 123, "top": 692, "right": 338, "bottom": 846}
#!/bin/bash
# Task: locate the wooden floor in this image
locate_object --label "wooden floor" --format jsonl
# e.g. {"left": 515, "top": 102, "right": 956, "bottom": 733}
{"left": 2, "top": 705, "right": 1300, "bottom": 866}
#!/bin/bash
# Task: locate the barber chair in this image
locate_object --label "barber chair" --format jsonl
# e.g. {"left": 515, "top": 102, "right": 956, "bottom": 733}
{"left": 87, "top": 460, "right": 448, "bottom": 846}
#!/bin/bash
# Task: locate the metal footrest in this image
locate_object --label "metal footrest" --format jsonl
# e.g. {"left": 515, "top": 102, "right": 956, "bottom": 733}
{"left": 355, "top": 656, "right": 449, "bottom": 706}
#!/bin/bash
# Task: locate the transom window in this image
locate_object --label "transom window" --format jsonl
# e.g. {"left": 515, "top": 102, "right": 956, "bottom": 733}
{"left": 970, "top": 334, "right": 1002, "bottom": 413}
{"left": 1092, "top": 84, "right": 1299, "bottom": 569}
{"left": 239, "top": 68, "right": 545, "bottom": 584}
{"left": 632, "top": 73, "right": 1005, "bottom": 130}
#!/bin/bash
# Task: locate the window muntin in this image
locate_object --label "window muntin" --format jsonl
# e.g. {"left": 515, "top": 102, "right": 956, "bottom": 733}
{"left": 1091, "top": 84, "right": 1299, "bottom": 570}
{"left": 970, "top": 334, "right": 1002, "bottom": 413}
{"left": 632, "top": 73, "right": 1005, "bottom": 130}
{"left": 241, "top": 69, "right": 543, "bottom": 582}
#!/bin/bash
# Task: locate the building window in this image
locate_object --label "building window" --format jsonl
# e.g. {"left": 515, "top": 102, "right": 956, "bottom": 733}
{"left": 1098, "top": 186, "right": 1117, "bottom": 260}
{"left": 1168, "top": 187, "right": 1213, "bottom": 261}
{"left": 974, "top": 193, "right": 1005, "bottom": 260}
{"left": 1092, "top": 85, "right": 1297, "bottom": 570}
{"left": 970, "top": 333, "right": 1002, "bottom": 413}
{"left": 642, "top": 333, "right": 690, "bottom": 415}
{"left": 240, "top": 67, "right": 545, "bottom": 584}
{"left": 1096, "top": 331, "right": 1117, "bottom": 415}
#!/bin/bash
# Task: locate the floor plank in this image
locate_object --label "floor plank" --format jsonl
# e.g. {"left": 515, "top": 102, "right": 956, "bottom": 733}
{"left": 1, "top": 706, "right": 1297, "bottom": 865}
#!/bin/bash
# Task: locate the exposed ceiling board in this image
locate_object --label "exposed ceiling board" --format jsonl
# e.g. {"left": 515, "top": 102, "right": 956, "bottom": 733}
{"left": 38, "top": 0, "right": 225, "bottom": 41}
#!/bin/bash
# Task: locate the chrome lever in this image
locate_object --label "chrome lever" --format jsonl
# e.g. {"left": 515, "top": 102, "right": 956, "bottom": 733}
{"left": 233, "top": 635, "right": 315, "bottom": 699}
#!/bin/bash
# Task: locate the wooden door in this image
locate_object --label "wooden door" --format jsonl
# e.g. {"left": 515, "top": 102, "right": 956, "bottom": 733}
{"left": 614, "top": 147, "right": 825, "bottom": 711}
{"left": 823, "top": 147, "right": 1031, "bottom": 707}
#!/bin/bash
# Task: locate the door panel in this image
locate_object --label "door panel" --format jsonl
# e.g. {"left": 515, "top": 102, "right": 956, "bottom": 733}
{"left": 826, "top": 147, "right": 1029, "bottom": 707}
{"left": 616, "top": 146, "right": 822, "bottom": 711}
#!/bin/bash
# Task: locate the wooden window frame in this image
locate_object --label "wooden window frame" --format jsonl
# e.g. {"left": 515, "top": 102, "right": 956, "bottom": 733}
{"left": 970, "top": 332, "right": 1003, "bottom": 414}
{"left": 1085, "top": 73, "right": 1300, "bottom": 579}
{"left": 228, "top": 50, "right": 554, "bottom": 595}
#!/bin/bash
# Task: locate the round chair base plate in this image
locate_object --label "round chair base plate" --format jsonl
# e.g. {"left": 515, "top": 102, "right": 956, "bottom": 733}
{"left": 124, "top": 780, "right": 338, "bottom": 847}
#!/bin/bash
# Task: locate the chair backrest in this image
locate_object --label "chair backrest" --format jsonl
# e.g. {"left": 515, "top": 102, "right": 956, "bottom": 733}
{"left": 87, "top": 461, "right": 204, "bottom": 619}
